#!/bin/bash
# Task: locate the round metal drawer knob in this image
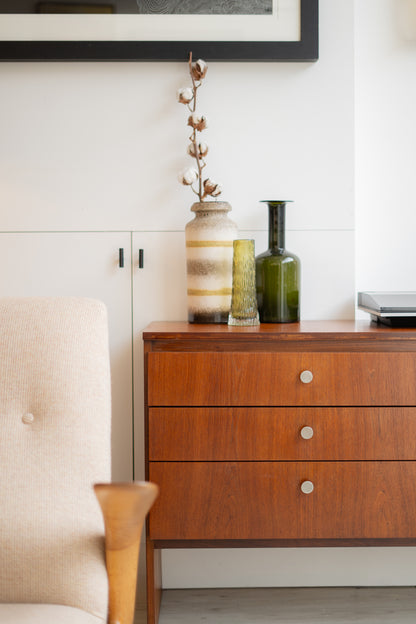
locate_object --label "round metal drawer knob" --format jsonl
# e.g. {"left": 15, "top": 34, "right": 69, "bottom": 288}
{"left": 300, "top": 480, "right": 314, "bottom": 494}
{"left": 300, "top": 426, "right": 314, "bottom": 440}
{"left": 300, "top": 370, "right": 313, "bottom": 384}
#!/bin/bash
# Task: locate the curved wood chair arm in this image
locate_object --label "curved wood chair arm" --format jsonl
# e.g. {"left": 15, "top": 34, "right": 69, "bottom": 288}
{"left": 94, "top": 481, "right": 159, "bottom": 624}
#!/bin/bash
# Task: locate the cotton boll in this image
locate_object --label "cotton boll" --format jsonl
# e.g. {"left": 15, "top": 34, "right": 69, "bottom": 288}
{"left": 178, "top": 168, "right": 199, "bottom": 185}
{"left": 203, "top": 179, "right": 222, "bottom": 197}
{"left": 191, "top": 59, "right": 208, "bottom": 81}
{"left": 188, "top": 142, "right": 209, "bottom": 159}
{"left": 187, "top": 114, "right": 208, "bottom": 131}
{"left": 177, "top": 87, "right": 194, "bottom": 104}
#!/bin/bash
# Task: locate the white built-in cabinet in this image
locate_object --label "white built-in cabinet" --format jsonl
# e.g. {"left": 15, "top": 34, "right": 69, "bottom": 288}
{"left": 132, "top": 232, "right": 187, "bottom": 479}
{"left": 0, "top": 231, "right": 187, "bottom": 483}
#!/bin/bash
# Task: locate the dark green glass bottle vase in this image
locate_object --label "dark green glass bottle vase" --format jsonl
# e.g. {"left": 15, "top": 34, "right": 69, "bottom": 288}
{"left": 255, "top": 200, "right": 300, "bottom": 323}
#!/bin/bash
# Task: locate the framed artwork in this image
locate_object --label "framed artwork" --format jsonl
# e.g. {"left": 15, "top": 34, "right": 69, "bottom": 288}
{"left": 0, "top": 0, "right": 318, "bottom": 62}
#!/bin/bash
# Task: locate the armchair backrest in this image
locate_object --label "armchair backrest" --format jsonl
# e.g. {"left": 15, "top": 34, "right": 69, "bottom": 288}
{"left": 0, "top": 297, "right": 111, "bottom": 620}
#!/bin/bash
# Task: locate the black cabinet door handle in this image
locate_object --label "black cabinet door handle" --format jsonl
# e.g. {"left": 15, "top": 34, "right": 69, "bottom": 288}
{"left": 119, "top": 248, "right": 124, "bottom": 268}
{"left": 138, "top": 249, "right": 144, "bottom": 269}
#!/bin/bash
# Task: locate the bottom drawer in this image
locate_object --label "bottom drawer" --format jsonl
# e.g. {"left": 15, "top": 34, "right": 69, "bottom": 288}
{"left": 148, "top": 461, "right": 416, "bottom": 541}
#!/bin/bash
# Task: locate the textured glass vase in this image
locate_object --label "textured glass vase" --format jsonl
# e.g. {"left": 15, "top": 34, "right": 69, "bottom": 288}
{"left": 185, "top": 201, "right": 238, "bottom": 323}
{"left": 228, "top": 239, "right": 260, "bottom": 326}
{"left": 255, "top": 200, "right": 300, "bottom": 323}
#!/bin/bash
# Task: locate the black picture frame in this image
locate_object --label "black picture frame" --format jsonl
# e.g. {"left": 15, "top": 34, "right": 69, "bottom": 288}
{"left": 0, "top": 0, "right": 318, "bottom": 62}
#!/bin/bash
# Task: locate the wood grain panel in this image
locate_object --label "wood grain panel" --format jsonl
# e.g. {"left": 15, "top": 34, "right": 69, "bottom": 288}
{"left": 148, "top": 407, "right": 416, "bottom": 461}
{"left": 147, "top": 352, "right": 416, "bottom": 406}
{"left": 148, "top": 461, "right": 416, "bottom": 540}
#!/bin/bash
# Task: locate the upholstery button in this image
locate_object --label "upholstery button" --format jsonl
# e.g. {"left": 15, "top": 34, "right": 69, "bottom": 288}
{"left": 22, "top": 413, "right": 34, "bottom": 424}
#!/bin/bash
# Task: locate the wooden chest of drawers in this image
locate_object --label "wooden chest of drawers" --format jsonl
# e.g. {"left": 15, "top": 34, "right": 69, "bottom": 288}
{"left": 143, "top": 321, "right": 416, "bottom": 624}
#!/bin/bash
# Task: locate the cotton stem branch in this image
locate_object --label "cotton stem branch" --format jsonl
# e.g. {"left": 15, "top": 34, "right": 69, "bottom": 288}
{"left": 188, "top": 51, "right": 203, "bottom": 201}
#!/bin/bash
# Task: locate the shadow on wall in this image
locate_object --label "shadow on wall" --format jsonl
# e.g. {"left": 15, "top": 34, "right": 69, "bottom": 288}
{"left": 396, "top": 0, "right": 416, "bottom": 39}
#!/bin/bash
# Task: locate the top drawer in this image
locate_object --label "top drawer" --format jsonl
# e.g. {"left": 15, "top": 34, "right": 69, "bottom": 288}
{"left": 147, "top": 351, "right": 416, "bottom": 406}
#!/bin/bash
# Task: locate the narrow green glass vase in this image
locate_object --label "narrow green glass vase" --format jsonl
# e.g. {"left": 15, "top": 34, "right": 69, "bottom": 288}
{"left": 255, "top": 200, "right": 300, "bottom": 323}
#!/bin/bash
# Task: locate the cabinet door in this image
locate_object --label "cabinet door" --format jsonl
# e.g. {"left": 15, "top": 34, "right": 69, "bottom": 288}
{"left": 132, "top": 231, "right": 187, "bottom": 480}
{"left": 0, "top": 232, "right": 132, "bottom": 481}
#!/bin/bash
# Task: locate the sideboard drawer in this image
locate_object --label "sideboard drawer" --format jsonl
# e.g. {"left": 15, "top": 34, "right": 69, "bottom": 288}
{"left": 147, "top": 352, "right": 416, "bottom": 406}
{"left": 148, "top": 407, "right": 416, "bottom": 461}
{"left": 148, "top": 461, "right": 416, "bottom": 540}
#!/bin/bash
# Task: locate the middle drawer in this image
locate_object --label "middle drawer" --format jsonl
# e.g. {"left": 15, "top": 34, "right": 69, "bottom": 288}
{"left": 148, "top": 407, "right": 416, "bottom": 461}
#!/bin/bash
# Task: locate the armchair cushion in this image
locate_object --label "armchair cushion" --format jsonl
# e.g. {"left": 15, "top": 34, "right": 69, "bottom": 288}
{"left": 0, "top": 298, "right": 111, "bottom": 621}
{"left": 0, "top": 604, "right": 104, "bottom": 624}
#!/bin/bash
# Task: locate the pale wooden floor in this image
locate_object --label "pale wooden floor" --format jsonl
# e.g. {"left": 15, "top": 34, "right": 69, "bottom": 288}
{"left": 136, "top": 587, "right": 416, "bottom": 623}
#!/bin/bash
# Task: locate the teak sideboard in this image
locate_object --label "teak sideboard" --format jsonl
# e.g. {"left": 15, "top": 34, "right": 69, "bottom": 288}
{"left": 143, "top": 321, "right": 416, "bottom": 624}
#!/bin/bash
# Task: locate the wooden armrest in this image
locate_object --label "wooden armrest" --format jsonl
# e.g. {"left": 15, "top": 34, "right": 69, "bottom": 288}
{"left": 94, "top": 481, "right": 159, "bottom": 624}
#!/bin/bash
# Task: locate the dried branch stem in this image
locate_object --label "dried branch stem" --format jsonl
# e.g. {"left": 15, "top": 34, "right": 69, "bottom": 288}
{"left": 188, "top": 51, "right": 204, "bottom": 201}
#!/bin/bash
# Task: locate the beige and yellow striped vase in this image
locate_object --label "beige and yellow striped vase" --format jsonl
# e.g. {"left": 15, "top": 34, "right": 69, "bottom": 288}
{"left": 185, "top": 201, "right": 238, "bottom": 323}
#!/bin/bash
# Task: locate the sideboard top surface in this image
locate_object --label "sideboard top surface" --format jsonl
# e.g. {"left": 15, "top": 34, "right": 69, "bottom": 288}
{"left": 142, "top": 321, "right": 416, "bottom": 352}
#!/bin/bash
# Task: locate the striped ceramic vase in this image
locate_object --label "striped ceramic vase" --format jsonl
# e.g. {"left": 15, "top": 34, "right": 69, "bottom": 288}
{"left": 185, "top": 201, "right": 238, "bottom": 323}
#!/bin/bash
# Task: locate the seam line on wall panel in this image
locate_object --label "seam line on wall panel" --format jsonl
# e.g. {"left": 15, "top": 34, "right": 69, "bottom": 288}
{"left": 133, "top": 229, "right": 356, "bottom": 233}
{"left": 240, "top": 229, "right": 355, "bottom": 233}
{"left": 130, "top": 229, "right": 356, "bottom": 233}
{"left": 130, "top": 231, "right": 135, "bottom": 481}
{"left": 0, "top": 229, "right": 356, "bottom": 234}
{"left": 0, "top": 230, "right": 133, "bottom": 234}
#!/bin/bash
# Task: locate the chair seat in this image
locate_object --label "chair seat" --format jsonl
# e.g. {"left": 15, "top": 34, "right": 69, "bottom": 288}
{"left": 0, "top": 604, "right": 105, "bottom": 624}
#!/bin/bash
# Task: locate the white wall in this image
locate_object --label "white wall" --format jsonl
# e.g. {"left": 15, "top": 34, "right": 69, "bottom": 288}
{"left": 2, "top": 0, "right": 415, "bottom": 593}
{"left": 0, "top": 0, "right": 355, "bottom": 320}
{"left": 356, "top": 0, "right": 416, "bottom": 301}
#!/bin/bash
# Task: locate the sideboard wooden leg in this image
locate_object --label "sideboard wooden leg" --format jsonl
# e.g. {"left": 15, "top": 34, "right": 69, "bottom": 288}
{"left": 146, "top": 539, "right": 162, "bottom": 624}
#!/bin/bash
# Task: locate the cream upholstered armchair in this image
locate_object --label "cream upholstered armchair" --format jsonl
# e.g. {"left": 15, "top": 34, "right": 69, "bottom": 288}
{"left": 0, "top": 297, "right": 158, "bottom": 624}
